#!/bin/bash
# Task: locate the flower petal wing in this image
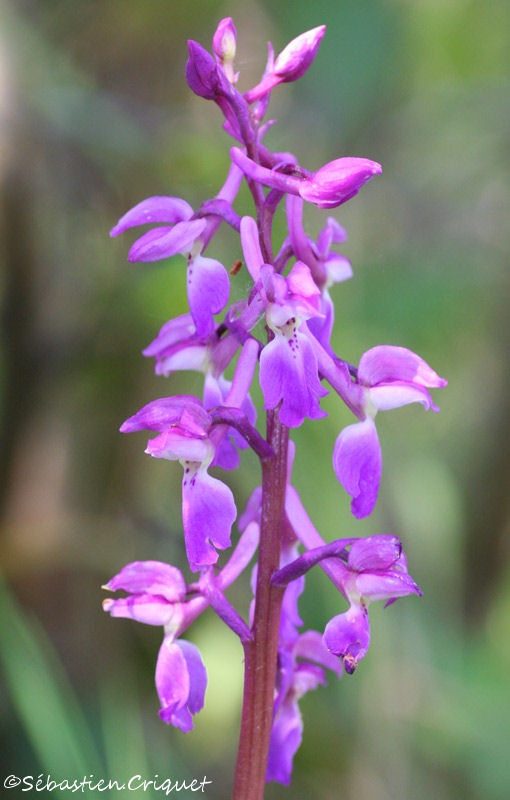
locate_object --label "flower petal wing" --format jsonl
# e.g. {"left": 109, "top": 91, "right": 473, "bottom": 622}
{"left": 104, "top": 560, "right": 186, "bottom": 602}
{"left": 187, "top": 256, "right": 230, "bottom": 338}
{"left": 142, "top": 314, "right": 196, "bottom": 358}
{"left": 259, "top": 328, "right": 327, "bottom": 428}
{"left": 128, "top": 219, "right": 206, "bottom": 262}
{"left": 266, "top": 697, "right": 303, "bottom": 786}
{"left": 358, "top": 345, "right": 447, "bottom": 388}
{"left": 103, "top": 594, "right": 175, "bottom": 626}
{"left": 175, "top": 640, "right": 207, "bottom": 716}
{"left": 156, "top": 637, "right": 192, "bottom": 730}
{"left": 182, "top": 467, "right": 236, "bottom": 571}
{"left": 355, "top": 571, "right": 422, "bottom": 602}
{"left": 332, "top": 418, "right": 382, "bottom": 519}
{"left": 368, "top": 382, "right": 438, "bottom": 412}
{"left": 347, "top": 535, "right": 402, "bottom": 572}
{"left": 110, "top": 196, "right": 194, "bottom": 237}
{"left": 240, "top": 215, "right": 264, "bottom": 280}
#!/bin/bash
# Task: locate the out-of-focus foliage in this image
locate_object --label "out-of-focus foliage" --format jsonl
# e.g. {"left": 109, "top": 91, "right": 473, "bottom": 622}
{"left": 0, "top": 1, "right": 508, "bottom": 798}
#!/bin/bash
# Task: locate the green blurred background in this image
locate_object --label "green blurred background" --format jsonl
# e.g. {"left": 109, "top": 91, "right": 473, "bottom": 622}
{"left": 1, "top": 1, "right": 509, "bottom": 798}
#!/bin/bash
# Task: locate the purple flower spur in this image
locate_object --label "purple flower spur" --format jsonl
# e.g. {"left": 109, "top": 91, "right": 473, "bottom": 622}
{"left": 105, "top": 17, "right": 446, "bottom": 799}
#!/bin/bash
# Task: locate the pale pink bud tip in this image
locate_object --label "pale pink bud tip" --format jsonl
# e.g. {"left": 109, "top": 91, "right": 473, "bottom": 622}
{"left": 213, "top": 18, "right": 237, "bottom": 64}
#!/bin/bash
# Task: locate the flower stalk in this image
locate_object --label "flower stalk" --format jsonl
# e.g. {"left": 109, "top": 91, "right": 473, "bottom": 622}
{"left": 233, "top": 408, "right": 288, "bottom": 799}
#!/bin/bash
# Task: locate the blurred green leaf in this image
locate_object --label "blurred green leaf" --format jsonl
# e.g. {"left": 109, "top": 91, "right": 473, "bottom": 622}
{"left": 0, "top": 573, "right": 103, "bottom": 778}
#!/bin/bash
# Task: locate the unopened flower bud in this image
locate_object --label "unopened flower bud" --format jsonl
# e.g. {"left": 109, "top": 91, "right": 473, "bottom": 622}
{"left": 273, "top": 25, "right": 326, "bottom": 82}
{"left": 213, "top": 17, "right": 237, "bottom": 66}
{"left": 299, "top": 157, "right": 382, "bottom": 209}
{"left": 185, "top": 40, "right": 224, "bottom": 99}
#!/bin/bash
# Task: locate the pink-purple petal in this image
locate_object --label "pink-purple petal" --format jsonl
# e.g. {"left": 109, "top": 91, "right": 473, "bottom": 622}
{"left": 146, "top": 430, "right": 209, "bottom": 462}
{"left": 142, "top": 314, "right": 196, "bottom": 358}
{"left": 368, "top": 382, "right": 438, "bottom": 412}
{"left": 238, "top": 486, "right": 262, "bottom": 531}
{"left": 103, "top": 594, "right": 174, "bottom": 626}
{"left": 332, "top": 418, "right": 382, "bottom": 519}
{"left": 175, "top": 640, "right": 207, "bottom": 715}
{"left": 211, "top": 436, "right": 240, "bottom": 470}
{"left": 273, "top": 25, "right": 326, "bottom": 83}
{"left": 347, "top": 535, "right": 401, "bottom": 573}
{"left": 155, "top": 344, "right": 209, "bottom": 376}
{"left": 300, "top": 157, "right": 382, "bottom": 209}
{"left": 187, "top": 256, "right": 230, "bottom": 338}
{"left": 110, "top": 196, "right": 194, "bottom": 237}
{"left": 155, "top": 638, "right": 193, "bottom": 730}
{"left": 358, "top": 345, "right": 447, "bottom": 388}
{"left": 323, "top": 604, "right": 370, "bottom": 674}
{"left": 182, "top": 467, "right": 236, "bottom": 571}
{"left": 104, "top": 560, "right": 186, "bottom": 602}
{"left": 307, "top": 290, "right": 335, "bottom": 353}
{"left": 120, "top": 395, "right": 211, "bottom": 434}
{"left": 259, "top": 327, "right": 327, "bottom": 428}
{"left": 266, "top": 697, "right": 302, "bottom": 785}
{"left": 324, "top": 253, "right": 353, "bottom": 284}
{"left": 240, "top": 215, "right": 264, "bottom": 280}
{"left": 293, "top": 630, "right": 343, "bottom": 676}
{"left": 286, "top": 261, "right": 320, "bottom": 305}
{"left": 128, "top": 219, "right": 206, "bottom": 263}
{"left": 155, "top": 638, "right": 189, "bottom": 726}
{"left": 355, "top": 570, "right": 422, "bottom": 601}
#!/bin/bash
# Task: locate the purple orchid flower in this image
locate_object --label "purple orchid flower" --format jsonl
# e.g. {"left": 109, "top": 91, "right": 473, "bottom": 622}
{"left": 120, "top": 396, "right": 236, "bottom": 571}
{"left": 240, "top": 216, "right": 328, "bottom": 427}
{"left": 322, "top": 535, "right": 421, "bottom": 673}
{"left": 103, "top": 523, "right": 259, "bottom": 729}
{"left": 300, "top": 157, "right": 382, "bottom": 209}
{"left": 272, "top": 534, "right": 421, "bottom": 675}
{"left": 103, "top": 560, "right": 206, "bottom": 731}
{"left": 333, "top": 345, "right": 447, "bottom": 518}
{"left": 142, "top": 313, "right": 210, "bottom": 376}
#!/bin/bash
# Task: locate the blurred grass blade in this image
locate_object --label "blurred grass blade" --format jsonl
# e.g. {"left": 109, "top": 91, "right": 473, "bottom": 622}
{"left": 99, "top": 674, "right": 152, "bottom": 791}
{"left": 0, "top": 572, "right": 103, "bottom": 777}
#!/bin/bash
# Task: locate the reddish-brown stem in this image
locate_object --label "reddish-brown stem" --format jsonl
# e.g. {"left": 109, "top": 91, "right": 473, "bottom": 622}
{"left": 232, "top": 408, "right": 289, "bottom": 800}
